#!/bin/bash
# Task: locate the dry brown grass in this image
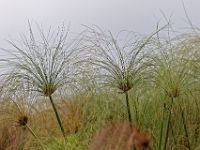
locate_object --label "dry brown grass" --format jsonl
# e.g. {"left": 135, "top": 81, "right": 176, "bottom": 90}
{"left": 0, "top": 120, "right": 31, "bottom": 150}
{"left": 90, "top": 121, "right": 151, "bottom": 150}
{"left": 0, "top": 101, "right": 32, "bottom": 150}
{"left": 33, "top": 96, "right": 87, "bottom": 138}
{"left": 60, "top": 96, "right": 86, "bottom": 134}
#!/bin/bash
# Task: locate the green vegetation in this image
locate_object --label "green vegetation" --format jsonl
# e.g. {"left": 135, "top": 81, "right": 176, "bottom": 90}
{"left": 0, "top": 23, "right": 200, "bottom": 150}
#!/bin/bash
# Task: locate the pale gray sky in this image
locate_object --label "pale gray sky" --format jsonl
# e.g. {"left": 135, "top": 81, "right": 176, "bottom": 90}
{"left": 0, "top": 0, "right": 199, "bottom": 44}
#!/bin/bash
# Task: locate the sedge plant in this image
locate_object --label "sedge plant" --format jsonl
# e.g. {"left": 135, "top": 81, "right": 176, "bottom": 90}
{"left": 82, "top": 26, "right": 165, "bottom": 123}
{"left": 0, "top": 24, "right": 81, "bottom": 140}
{"left": 0, "top": 95, "right": 45, "bottom": 149}
{"left": 150, "top": 40, "right": 193, "bottom": 150}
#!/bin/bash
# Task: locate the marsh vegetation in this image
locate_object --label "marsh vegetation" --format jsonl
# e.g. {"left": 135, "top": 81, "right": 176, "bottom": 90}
{"left": 0, "top": 22, "right": 200, "bottom": 150}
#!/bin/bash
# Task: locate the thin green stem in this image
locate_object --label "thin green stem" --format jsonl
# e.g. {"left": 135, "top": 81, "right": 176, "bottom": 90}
{"left": 133, "top": 96, "right": 139, "bottom": 124}
{"left": 125, "top": 91, "right": 132, "bottom": 123}
{"left": 158, "top": 104, "right": 165, "bottom": 150}
{"left": 49, "top": 95, "right": 66, "bottom": 140}
{"left": 181, "top": 107, "right": 191, "bottom": 150}
{"left": 163, "top": 97, "right": 174, "bottom": 150}
{"left": 26, "top": 125, "right": 45, "bottom": 150}
{"left": 26, "top": 125, "right": 38, "bottom": 138}
{"left": 169, "top": 121, "right": 177, "bottom": 146}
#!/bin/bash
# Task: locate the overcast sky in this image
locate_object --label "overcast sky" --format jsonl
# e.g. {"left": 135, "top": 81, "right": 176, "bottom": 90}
{"left": 0, "top": 0, "right": 200, "bottom": 44}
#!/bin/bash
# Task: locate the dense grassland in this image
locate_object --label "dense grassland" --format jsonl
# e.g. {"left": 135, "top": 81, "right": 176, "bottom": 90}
{"left": 1, "top": 24, "right": 200, "bottom": 150}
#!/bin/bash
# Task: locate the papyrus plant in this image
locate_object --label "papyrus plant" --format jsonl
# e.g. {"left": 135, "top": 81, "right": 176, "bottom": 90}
{"left": 83, "top": 26, "right": 165, "bottom": 123}
{"left": 1, "top": 24, "right": 80, "bottom": 140}
{"left": 0, "top": 94, "right": 45, "bottom": 149}
{"left": 150, "top": 43, "right": 193, "bottom": 150}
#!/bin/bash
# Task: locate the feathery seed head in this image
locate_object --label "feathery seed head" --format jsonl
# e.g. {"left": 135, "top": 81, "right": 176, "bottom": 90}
{"left": 118, "top": 78, "right": 133, "bottom": 93}
{"left": 17, "top": 115, "right": 29, "bottom": 126}
{"left": 168, "top": 88, "right": 179, "bottom": 98}
{"left": 42, "top": 84, "right": 56, "bottom": 97}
